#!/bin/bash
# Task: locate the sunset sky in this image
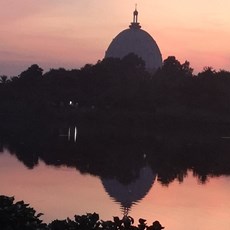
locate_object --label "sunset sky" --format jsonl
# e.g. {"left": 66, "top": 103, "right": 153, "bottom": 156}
{"left": 1, "top": 0, "right": 230, "bottom": 76}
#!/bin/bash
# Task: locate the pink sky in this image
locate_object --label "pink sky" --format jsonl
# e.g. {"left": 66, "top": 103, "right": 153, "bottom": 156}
{"left": 1, "top": 0, "right": 230, "bottom": 76}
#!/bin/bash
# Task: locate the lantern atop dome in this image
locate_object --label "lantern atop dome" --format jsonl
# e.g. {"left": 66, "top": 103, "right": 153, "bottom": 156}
{"left": 130, "top": 5, "right": 141, "bottom": 29}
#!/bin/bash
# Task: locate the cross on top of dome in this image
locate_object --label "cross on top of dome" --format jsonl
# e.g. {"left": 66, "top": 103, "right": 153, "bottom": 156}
{"left": 129, "top": 5, "right": 141, "bottom": 29}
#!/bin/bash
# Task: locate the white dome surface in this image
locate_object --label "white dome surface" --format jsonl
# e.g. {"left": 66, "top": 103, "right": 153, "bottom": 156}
{"left": 105, "top": 9, "right": 162, "bottom": 71}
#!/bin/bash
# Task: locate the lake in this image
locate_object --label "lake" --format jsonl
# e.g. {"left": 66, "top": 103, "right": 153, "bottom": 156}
{"left": 1, "top": 124, "right": 230, "bottom": 230}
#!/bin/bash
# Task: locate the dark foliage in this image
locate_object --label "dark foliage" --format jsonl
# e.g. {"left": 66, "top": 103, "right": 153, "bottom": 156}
{"left": 0, "top": 196, "right": 164, "bottom": 230}
{"left": 1, "top": 54, "right": 230, "bottom": 124}
{"left": 0, "top": 195, "right": 47, "bottom": 230}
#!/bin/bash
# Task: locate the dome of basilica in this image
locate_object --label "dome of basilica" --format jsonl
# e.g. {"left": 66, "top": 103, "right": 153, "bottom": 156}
{"left": 105, "top": 8, "right": 162, "bottom": 72}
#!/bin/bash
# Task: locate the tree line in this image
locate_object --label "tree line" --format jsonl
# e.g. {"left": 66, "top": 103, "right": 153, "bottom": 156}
{"left": 1, "top": 54, "right": 230, "bottom": 122}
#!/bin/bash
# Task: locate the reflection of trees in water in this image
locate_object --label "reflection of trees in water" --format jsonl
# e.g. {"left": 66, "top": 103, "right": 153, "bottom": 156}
{"left": 101, "top": 165, "right": 156, "bottom": 215}
{"left": 0, "top": 120, "right": 230, "bottom": 186}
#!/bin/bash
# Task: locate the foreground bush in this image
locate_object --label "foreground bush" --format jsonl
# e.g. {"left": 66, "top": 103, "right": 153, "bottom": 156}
{"left": 0, "top": 195, "right": 164, "bottom": 230}
{"left": 0, "top": 195, "right": 46, "bottom": 230}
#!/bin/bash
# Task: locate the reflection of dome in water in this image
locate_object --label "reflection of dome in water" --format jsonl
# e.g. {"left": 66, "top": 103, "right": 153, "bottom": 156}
{"left": 105, "top": 7, "right": 162, "bottom": 72}
{"left": 101, "top": 166, "right": 156, "bottom": 214}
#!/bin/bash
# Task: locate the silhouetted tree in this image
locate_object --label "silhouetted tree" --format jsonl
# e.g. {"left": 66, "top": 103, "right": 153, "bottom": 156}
{"left": 181, "top": 60, "right": 193, "bottom": 77}
{"left": 121, "top": 53, "right": 145, "bottom": 71}
{"left": 216, "top": 69, "right": 230, "bottom": 78}
{"left": 157, "top": 56, "right": 194, "bottom": 78}
{"left": 20, "top": 64, "right": 43, "bottom": 80}
{"left": 161, "top": 56, "right": 182, "bottom": 76}
{"left": 0, "top": 75, "right": 8, "bottom": 84}
{"left": 197, "top": 66, "right": 216, "bottom": 78}
{"left": 10, "top": 76, "right": 19, "bottom": 83}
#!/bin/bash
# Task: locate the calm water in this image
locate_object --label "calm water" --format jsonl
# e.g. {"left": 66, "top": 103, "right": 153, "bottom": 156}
{"left": 0, "top": 146, "right": 230, "bottom": 230}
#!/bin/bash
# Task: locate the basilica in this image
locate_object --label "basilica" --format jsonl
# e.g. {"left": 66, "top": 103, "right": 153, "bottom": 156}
{"left": 105, "top": 7, "right": 162, "bottom": 72}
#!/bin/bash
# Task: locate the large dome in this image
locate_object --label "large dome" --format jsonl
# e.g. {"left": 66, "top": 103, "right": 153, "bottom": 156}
{"left": 105, "top": 8, "right": 162, "bottom": 72}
